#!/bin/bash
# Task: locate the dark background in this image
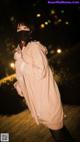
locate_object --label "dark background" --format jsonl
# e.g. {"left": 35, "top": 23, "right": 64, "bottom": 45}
{"left": 0, "top": 0, "right": 80, "bottom": 45}
{"left": 0, "top": 0, "right": 80, "bottom": 76}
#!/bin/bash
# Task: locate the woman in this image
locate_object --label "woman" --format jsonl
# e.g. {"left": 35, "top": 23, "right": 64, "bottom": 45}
{"left": 14, "top": 23, "right": 74, "bottom": 142}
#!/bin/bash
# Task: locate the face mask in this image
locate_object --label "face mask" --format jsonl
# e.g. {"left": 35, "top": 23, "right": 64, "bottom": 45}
{"left": 16, "top": 31, "right": 32, "bottom": 43}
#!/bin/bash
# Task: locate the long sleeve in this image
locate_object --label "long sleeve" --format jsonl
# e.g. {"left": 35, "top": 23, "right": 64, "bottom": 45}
{"left": 14, "top": 50, "right": 26, "bottom": 97}
{"left": 14, "top": 81, "right": 23, "bottom": 97}
{"left": 22, "top": 41, "right": 48, "bottom": 79}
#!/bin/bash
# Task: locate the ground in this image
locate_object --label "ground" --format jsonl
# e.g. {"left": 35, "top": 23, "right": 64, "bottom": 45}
{"left": 0, "top": 105, "right": 80, "bottom": 142}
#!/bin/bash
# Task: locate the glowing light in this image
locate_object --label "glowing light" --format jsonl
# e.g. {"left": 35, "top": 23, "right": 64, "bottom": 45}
{"left": 65, "top": 21, "right": 69, "bottom": 25}
{"left": 54, "top": 19, "right": 62, "bottom": 25}
{"left": 51, "top": 10, "right": 55, "bottom": 14}
{"left": 48, "top": 1, "right": 80, "bottom": 4}
{"left": 48, "top": 19, "right": 51, "bottom": 23}
{"left": 10, "top": 63, "right": 15, "bottom": 69}
{"left": 40, "top": 24, "right": 45, "bottom": 28}
{"left": 0, "top": 74, "right": 16, "bottom": 86}
{"left": 58, "top": 19, "right": 62, "bottom": 22}
{"left": 10, "top": 16, "right": 14, "bottom": 22}
{"left": 57, "top": 49, "right": 62, "bottom": 54}
{"left": 44, "top": 21, "right": 48, "bottom": 25}
{"left": 50, "top": 50, "right": 54, "bottom": 54}
{"left": 61, "top": 10, "right": 64, "bottom": 13}
{"left": 36, "top": 13, "right": 41, "bottom": 17}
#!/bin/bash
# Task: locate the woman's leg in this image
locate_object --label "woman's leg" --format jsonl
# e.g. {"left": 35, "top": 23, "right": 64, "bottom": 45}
{"left": 49, "top": 126, "right": 75, "bottom": 142}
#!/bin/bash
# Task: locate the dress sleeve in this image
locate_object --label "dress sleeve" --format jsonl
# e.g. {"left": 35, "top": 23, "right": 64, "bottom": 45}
{"left": 14, "top": 81, "right": 23, "bottom": 97}
{"left": 23, "top": 42, "right": 48, "bottom": 79}
{"left": 14, "top": 59, "right": 27, "bottom": 97}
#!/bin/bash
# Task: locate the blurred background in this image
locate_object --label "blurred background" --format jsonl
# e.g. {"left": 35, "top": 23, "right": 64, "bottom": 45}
{"left": 0, "top": 0, "right": 80, "bottom": 104}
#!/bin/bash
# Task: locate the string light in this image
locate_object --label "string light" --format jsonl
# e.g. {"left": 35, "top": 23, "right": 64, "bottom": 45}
{"left": 0, "top": 74, "right": 16, "bottom": 86}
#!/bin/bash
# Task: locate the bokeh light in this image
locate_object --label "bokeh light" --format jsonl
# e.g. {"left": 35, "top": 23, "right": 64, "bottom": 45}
{"left": 44, "top": 21, "right": 48, "bottom": 25}
{"left": 58, "top": 19, "right": 62, "bottom": 23}
{"left": 47, "top": 19, "right": 51, "bottom": 23}
{"left": 61, "top": 10, "right": 64, "bottom": 13}
{"left": 40, "top": 24, "right": 45, "bottom": 28}
{"left": 10, "top": 63, "right": 15, "bottom": 69}
{"left": 57, "top": 49, "right": 62, "bottom": 54}
{"left": 65, "top": 21, "right": 69, "bottom": 25}
{"left": 36, "top": 13, "right": 41, "bottom": 17}
{"left": 10, "top": 16, "right": 15, "bottom": 22}
{"left": 51, "top": 10, "right": 55, "bottom": 14}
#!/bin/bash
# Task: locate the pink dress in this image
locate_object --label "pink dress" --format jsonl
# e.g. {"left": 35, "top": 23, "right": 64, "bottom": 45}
{"left": 14, "top": 41, "right": 63, "bottom": 130}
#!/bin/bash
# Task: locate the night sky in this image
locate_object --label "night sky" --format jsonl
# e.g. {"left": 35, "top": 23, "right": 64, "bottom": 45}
{"left": 0, "top": 0, "right": 80, "bottom": 44}
{"left": 0, "top": 0, "right": 80, "bottom": 78}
